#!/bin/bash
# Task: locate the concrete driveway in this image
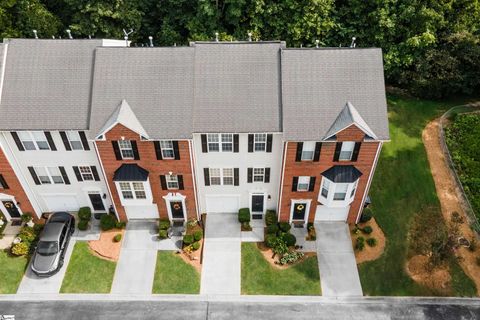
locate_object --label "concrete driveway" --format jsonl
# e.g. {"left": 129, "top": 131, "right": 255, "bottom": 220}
{"left": 201, "top": 213, "right": 241, "bottom": 295}
{"left": 315, "top": 222, "right": 363, "bottom": 297}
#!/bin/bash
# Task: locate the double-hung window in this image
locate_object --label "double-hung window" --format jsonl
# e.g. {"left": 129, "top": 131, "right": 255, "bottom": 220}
{"left": 132, "top": 182, "right": 146, "bottom": 199}
{"left": 160, "top": 141, "right": 175, "bottom": 159}
{"left": 119, "top": 182, "right": 133, "bottom": 199}
{"left": 221, "top": 134, "right": 233, "bottom": 152}
{"left": 333, "top": 183, "right": 348, "bottom": 200}
{"left": 118, "top": 140, "right": 134, "bottom": 159}
{"left": 166, "top": 175, "right": 179, "bottom": 189}
{"left": 253, "top": 168, "right": 265, "bottom": 182}
{"left": 119, "top": 182, "right": 146, "bottom": 200}
{"left": 209, "top": 168, "right": 221, "bottom": 185}
{"left": 79, "top": 166, "right": 94, "bottom": 181}
{"left": 339, "top": 142, "right": 355, "bottom": 161}
{"left": 67, "top": 131, "right": 83, "bottom": 150}
{"left": 222, "top": 168, "right": 234, "bottom": 185}
{"left": 207, "top": 134, "right": 233, "bottom": 152}
{"left": 254, "top": 133, "right": 267, "bottom": 152}
{"left": 321, "top": 179, "right": 330, "bottom": 198}
{"left": 18, "top": 131, "right": 49, "bottom": 150}
{"left": 297, "top": 176, "right": 310, "bottom": 192}
{"left": 301, "top": 142, "right": 315, "bottom": 161}
{"left": 207, "top": 134, "right": 220, "bottom": 152}
{"left": 35, "top": 167, "right": 64, "bottom": 184}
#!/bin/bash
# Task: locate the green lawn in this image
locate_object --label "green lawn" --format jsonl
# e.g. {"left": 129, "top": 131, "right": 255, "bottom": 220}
{"left": 359, "top": 94, "right": 477, "bottom": 296}
{"left": 241, "top": 243, "right": 321, "bottom": 295}
{"left": 0, "top": 250, "right": 28, "bottom": 294}
{"left": 60, "top": 242, "right": 116, "bottom": 293}
{"left": 152, "top": 251, "right": 200, "bottom": 294}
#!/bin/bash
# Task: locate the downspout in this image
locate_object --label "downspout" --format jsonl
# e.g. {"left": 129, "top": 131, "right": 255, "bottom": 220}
{"left": 93, "top": 140, "right": 119, "bottom": 221}
{"left": 277, "top": 141, "right": 288, "bottom": 222}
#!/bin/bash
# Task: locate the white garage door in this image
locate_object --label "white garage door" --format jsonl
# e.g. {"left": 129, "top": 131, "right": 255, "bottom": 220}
{"left": 43, "top": 195, "right": 79, "bottom": 212}
{"left": 315, "top": 205, "right": 349, "bottom": 221}
{"left": 125, "top": 205, "right": 159, "bottom": 219}
{"left": 205, "top": 195, "right": 240, "bottom": 213}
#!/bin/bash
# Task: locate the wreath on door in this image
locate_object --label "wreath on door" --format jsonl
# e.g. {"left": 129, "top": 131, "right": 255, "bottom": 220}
{"left": 173, "top": 203, "right": 181, "bottom": 210}
{"left": 296, "top": 204, "right": 305, "bottom": 211}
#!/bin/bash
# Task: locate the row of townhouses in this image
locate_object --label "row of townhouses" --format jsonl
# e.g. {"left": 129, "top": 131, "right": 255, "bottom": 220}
{"left": 0, "top": 38, "right": 389, "bottom": 227}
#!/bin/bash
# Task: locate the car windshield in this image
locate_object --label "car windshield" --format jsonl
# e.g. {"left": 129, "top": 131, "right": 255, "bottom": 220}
{"left": 37, "top": 241, "right": 58, "bottom": 255}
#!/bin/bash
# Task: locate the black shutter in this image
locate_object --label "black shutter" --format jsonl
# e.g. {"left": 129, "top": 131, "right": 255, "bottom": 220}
{"left": 59, "top": 166, "right": 70, "bottom": 184}
{"left": 154, "top": 141, "right": 162, "bottom": 160}
{"left": 0, "top": 174, "right": 9, "bottom": 189}
{"left": 60, "top": 131, "right": 71, "bottom": 151}
{"left": 112, "top": 141, "right": 122, "bottom": 160}
{"left": 11, "top": 132, "right": 25, "bottom": 151}
{"left": 264, "top": 168, "right": 270, "bottom": 183}
{"left": 203, "top": 168, "right": 210, "bottom": 186}
{"left": 247, "top": 168, "right": 253, "bottom": 183}
{"left": 73, "top": 166, "right": 83, "bottom": 181}
{"left": 234, "top": 168, "right": 239, "bottom": 186}
{"left": 248, "top": 134, "right": 254, "bottom": 152}
{"left": 201, "top": 134, "right": 208, "bottom": 153}
{"left": 28, "top": 167, "right": 41, "bottom": 185}
{"left": 313, "top": 142, "right": 322, "bottom": 161}
{"left": 266, "top": 134, "right": 273, "bottom": 152}
{"left": 79, "top": 131, "right": 90, "bottom": 150}
{"left": 233, "top": 134, "right": 239, "bottom": 153}
{"left": 292, "top": 177, "right": 298, "bottom": 192}
{"left": 160, "top": 175, "right": 167, "bottom": 190}
{"left": 131, "top": 141, "right": 140, "bottom": 160}
{"left": 173, "top": 141, "right": 180, "bottom": 160}
{"left": 91, "top": 166, "right": 100, "bottom": 181}
{"left": 308, "top": 176, "right": 316, "bottom": 192}
{"left": 295, "top": 142, "right": 303, "bottom": 162}
{"left": 44, "top": 131, "right": 56, "bottom": 151}
{"left": 333, "top": 142, "right": 342, "bottom": 162}
{"left": 351, "top": 142, "right": 362, "bottom": 161}
{"left": 178, "top": 175, "right": 184, "bottom": 190}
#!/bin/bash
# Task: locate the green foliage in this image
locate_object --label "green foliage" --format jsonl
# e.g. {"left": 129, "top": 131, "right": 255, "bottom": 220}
{"left": 279, "top": 251, "right": 304, "bottom": 265}
{"left": 265, "top": 234, "right": 277, "bottom": 248}
{"left": 183, "top": 234, "right": 194, "bottom": 245}
{"left": 272, "top": 237, "right": 288, "bottom": 256}
{"left": 367, "top": 238, "right": 377, "bottom": 247}
{"left": 362, "top": 226, "right": 373, "bottom": 234}
{"left": 278, "top": 222, "right": 291, "bottom": 232}
{"left": 266, "top": 223, "right": 279, "bottom": 234}
{"left": 192, "top": 241, "right": 200, "bottom": 251}
{"left": 115, "top": 221, "right": 126, "bottom": 229}
{"left": 355, "top": 237, "right": 365, "bottom": 251}
{"left": 193, "top": 230, "right": 203, "bottom": 241}
{"left": 265, "top": 210, "right": 277, "bottom": 226}
{"left": 33, "top": 223, "right": 44, "bottom": 233}
{"left": 360, "top": 208, "right": 373, "bottom": 223}
{"left": 113, "top": 234, "right": 122, "bottom": 242}
{"left": 283, "top": 233, "right": 296, "bottom": 247}
{"left": 158, "top": 219, "right": 171, "bottom": 231}
{"left": 238, "top": 208, "right": 250, "bottom": 223}
{"left": 158, "top": 230, "right": 168, "bottom": 239}
{"left": 11, "top": 242, "right": 29, "bottom": 256}
{"left": 18, "top": 226, "right": 36, "bottom": 244}
{"left": 78, "top": 207, "right": 92, "bottom": 221}
{"left": 100, "top": 214, "right": 116, "bottom": 231}
{"left": 21, "top": 213, "right": 32, "bottom": 223}
{"left": 77, "top": 219, "right": 89, "bottom": 231}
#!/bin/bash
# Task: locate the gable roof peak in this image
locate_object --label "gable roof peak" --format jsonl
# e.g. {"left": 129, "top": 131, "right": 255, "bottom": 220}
{"left": 96, "top": 99, "right": 149, "bottom": 139}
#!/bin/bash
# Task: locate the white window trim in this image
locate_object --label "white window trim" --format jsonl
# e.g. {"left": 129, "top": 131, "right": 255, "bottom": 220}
{"left": 160, "top": 140, "right": 175, "bottom": 159}
{"left": 166, "top": 174, "right": 179, "bottom": 190}
{"left": 254, "top": 133, "right": 267, "bottom": 152}
{"left": 118, "top": 140, "right": 134, "bottom": 159}
{"left": 207, "top": 133, "right": 233, "bottom": 152}
{"left": 209, "top": 167, "right": 236, "bottom": 186}
{"left": 0, "top": 194, "right": 24, "bottom": 221}
{"left": 34, "top": 166, "right": 64, "bottom": 185}
{"left": 115, "top": 180, "right": 153, "bottom": 205}
{"left": 297, "top": 176, "right": 310, "bottom": 192}
{"left": 318, "top": 177, "right": 359, "bottom": 207}
{"left": 289, "top": 199, "right": 312, "bottom": 225}
{"left": 67, "top": 131, "right": 84, "bottom": 150}
{"left": 18, "top": 131, "right": 50, "bottom": 151}
{"left": 339, "top": 141, "right": 356, "bottom": 161}
{"left": 253, "top": 167, "right": 265, "bottom": 183}
{"left": 301, "top": 141, "right": 315, "bottom": 161}
{"left": 163, "top": 192, "right": 187, "bottom": 222}
{"left": 249, "top": 192, "right": 266, "bottom": 215}
{"left": 78, "top": 166, "right": 94, "bottom": 181}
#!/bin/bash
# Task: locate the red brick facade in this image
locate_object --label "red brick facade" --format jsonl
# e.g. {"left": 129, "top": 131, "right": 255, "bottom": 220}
{"left": 95, "top": 124, "right": 197, "bottom": 222}
{"left": 279, "top": 125, "right": 380, "bottom": 223}
{"left": 0, "top": 147, "right": 36, "bottom": 219}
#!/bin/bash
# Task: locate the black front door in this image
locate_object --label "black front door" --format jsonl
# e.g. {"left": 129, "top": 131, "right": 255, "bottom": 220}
{"left": 251, "top": 195, "right": 264, "bottom": 213}
{"left": 2, "top": 200, "right": 21, "bottom": 218}
{"left": 292, "top": 202, "right": 307, "bottom": 221}
{"left": 88, "top": 194, "right": 106, "bottom": 211}
{"left": 170, "top": 201, "right": 184, "bottom": 219}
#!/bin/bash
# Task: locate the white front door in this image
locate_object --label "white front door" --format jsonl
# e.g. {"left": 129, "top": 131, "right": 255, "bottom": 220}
{"left": 205, "top": 195, "right": 240, "bottom": 213}
{"left": 315, "top": 205, "right": 349, "bottom": 221}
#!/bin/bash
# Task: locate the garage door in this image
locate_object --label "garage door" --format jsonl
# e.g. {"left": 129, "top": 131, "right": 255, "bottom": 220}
{"left": 125, "top": 205, "right": 159, "bottom": 219}
{"left": 205, "top": 195, "right": 240, "bottom": 213}
{"left": 43, "top": 195, "right": 79, "bottom": 212}
{"left": 315, "top": 205, "right": 349, "bottom": 221}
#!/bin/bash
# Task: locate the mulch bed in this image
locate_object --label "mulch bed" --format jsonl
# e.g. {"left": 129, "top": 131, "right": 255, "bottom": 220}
{"left": 88, "top": 229, "right": 124, "bottom": 262}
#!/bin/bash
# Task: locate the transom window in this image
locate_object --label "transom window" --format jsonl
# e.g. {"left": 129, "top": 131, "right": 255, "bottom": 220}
{"left": 35, "top": 167, "right": 64, "bottom": 184}
{"left": 321, "top": 179, "right": 330, "bottom": 198}
{"left": 18, "top": 131, "right": 49, "bottom": 150}
{"left": 119, "top": 182, "right": 146, "bottom": 200}
{"left": 333, "top": 183, "right": 349, "bottom": 200}
{"left": 254, "top": 133, "right": 267, "bottom": 152}
{"left": 222, "top": 168, "right": 234, "bottom": 185}
{"left": 207, "top": 134, "right": 233, "bottom": 152}
{"left": 297, "top": 176, "right": 310, "bottom": 192}
{"left": 67, "top": 131, "right": 83, "bottom": 150}
{"left": 301, "top": 141, "right": 315, "bottom": 161}
{"left": 160, "top": 140, "right": 174, "bottom": 159}
{"left": 118, "top": 140, "right": 134, "bottom": 159}
{"left": 166, "top": 175, "right": 179, "bottom": 189}
{"left": 209, "top": 168, "right": 221, "bottom": 185}
{"left": 253, "top": 168, "right": 265, "bottom": 182}
{"left": 339, "top": 142, "right": 355, "bottom": 161}
{"left": 79, "top": 166, "right": 94, "bottom": 181}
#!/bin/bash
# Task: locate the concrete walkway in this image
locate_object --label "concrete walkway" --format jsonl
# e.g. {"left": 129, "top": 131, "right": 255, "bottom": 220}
{"left": 111, "top": 220, "right": 158, "bottom": 294}
{"left": 201, "top": 213, "right": 241, "bottom": 295}
{"left": 17, "top": 239, "right": 77, "bottom": 294}
{"left": 315, "top": 222, "right": 363, "bottom": 297}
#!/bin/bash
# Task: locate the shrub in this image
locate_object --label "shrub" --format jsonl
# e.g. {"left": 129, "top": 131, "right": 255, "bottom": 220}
{"left": 283, "top": 233, "right": 297, "bottom": 247}
{"left": 238, "top": 208, "right": 250, "bottom": 223}
{"left": 183, "top": 234, "right": 194, "bottom": 245}
{"left": 18, "top": 226, "right": 36, "bottom": 243}
{"left": 362, "top": 226, "right": 373, "bottom": 234}
{"left": 279, "top": 251, "right": 305, "bottom": 265}
{"left": 276, "top": 230, "right": 286, "bottom": 238}
{"left": 265, "top": 234, "right": 277, "bottom": 248}
{"left": 187, "top": 218, "right": 198, "bottom": 228}
{"left": 77, "top": 220, "right": 89, "bottom": 231}
{"left": 100, "top": 214, "right": 116, "bottom": 231}
{"left": 360, "top": 208, "right": 373, "bottom": 223}
{"left": 115, "top": 221, "right": 127, "bottom": 229}
{"left": 355, "top": 237, "right": 365, "bottom": 251}
{"left": 194, "top": 230, "right": 203, "bottom": 241}
{"left": 33, "top": 224, "right": 44, "bottom": 233}
{"left": 307, "top": 222, "right": 314, "bottom": 231}
{"left": 113, "top": 234, "right": 122, "bottom": 242}
{"left": 159, "top": 219, "right": 171, "bottom": 231}
{"left": 78, "top": 207, "right": 92, "bottom": 221}
{"left": 11, "top": 242, "right": 29, "bottom": 256}
{"left": 21, "top": 213, "right": 32, "bottom": 223}
{"left": 266, "top": 223, "right": 279, "bottom": 234}
{"left": 265, "top": 210, "right": 277, "bottom": 226}
{"left": 272, "top": 238, "right": 288, "bottom": 256}
{"left": 278, "top": 222, "right": 291, "bottom": 232}
{"left": 242, "top": 222, "right": 252, "bottom": 231}
{"left": 192, "top": 241, "right": 200, "bottom": 251}
{"left": 158, "top": 230, "right": 168, "bottom": 239}
{"left": 366, "top": 238, "right": 377, "bottom": 247}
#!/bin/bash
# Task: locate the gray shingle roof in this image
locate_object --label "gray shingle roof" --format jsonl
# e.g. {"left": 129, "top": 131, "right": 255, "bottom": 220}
{"left": 89, "top": 47, "right": 194, "bottom": 139}
{"left": 0, "top": 39, "right": 103, "bottom": 130}
{"left": 281, "top": 48, "right": 389, "bottom": 141}
{"left": 324, "top": 101, "right": 378, "bottom": 140}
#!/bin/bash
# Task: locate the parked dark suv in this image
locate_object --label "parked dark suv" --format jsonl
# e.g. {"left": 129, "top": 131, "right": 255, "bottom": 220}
{"left": 31, "top": 212, "right": 75, "bottom": 277}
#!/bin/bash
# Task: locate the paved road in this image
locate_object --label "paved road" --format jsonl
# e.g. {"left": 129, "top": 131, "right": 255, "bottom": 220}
{"left": 0, "top": 298, "right": 479, "bottom": 320}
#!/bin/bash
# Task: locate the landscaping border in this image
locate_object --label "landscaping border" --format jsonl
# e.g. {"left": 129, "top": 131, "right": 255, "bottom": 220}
{"left": 438, "top": 103, "right": 480, "bottom": 234}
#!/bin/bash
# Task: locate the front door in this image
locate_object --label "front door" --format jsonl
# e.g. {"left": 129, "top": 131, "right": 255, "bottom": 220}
{"left": 2, "top": 200, "right": 21, "bottom": 218}
{"left": 170, "top": 201, "right": 185, "bottom": 220}
{"left": 88, "top": 194, "right": 106, "bottom": 212}
{"left": 251, "top": 194, "right": 264, "bottom": 220}
{"left": 292, "top": 202, "right": 307, "bottom": 221}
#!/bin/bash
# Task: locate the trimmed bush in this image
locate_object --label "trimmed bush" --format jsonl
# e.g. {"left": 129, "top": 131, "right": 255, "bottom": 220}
{"left": 193, "top": 230, "right": 203, "bottom": 241}
{"left": 183, "top": 234, "right": 194, "bottom": 245}
{"left": 366, "top": 238, "right": 377, "bottom": 247}
{"left": 159, "top": 219, "right": 171, "bottom": 231}
{"left": 238, "top": 208, "right": 251, "bottom": 223}
{"left": 266, "top": 223, "right": 279, "bottom": 234}
{"left": 360, "top": 208, "right": 373, "bottom": 223}
{"left": 355, "top": 237, "right": 365, "bottom": 251}
{"left": 77, "top": 219, "right": 89, "bottom": 231}
{"left": 100, "top": 214, "right": 116, "bottom": 231}
{"left": 265, "top": 210, "right": 277, "bottom": 226}
{"left": 115, "top": 221, "right": 127, "bottom": 229}
{"left": 33, "top": 223, "right": 44, "bottom": 233}
{"left": 113, "top": 234, "right": 122, "bottom": 242}
{"left": 280, "top": 251, "right": 305, "bottom": 265}
{"left": 18, "top": 227, "right": 36, "bottom": 243}
{"left": 192, "top": 241, "right": 200, "bottom": 251}
{"left": 265, "top": 234, "right": 277, "bottom": 248}
{"left": 21, "top": 213, "right": 32, "bottom": 223}
{"left": 158, "top": 230, "right": 168, "bottom": 239}
{"left": 11, "top": 242, "right": 29, "bottom": 256}
{"left": 78, "top": 207, "right": 92, "bottom": 221}
{"left": 362, "top": 226, "right": 373, "bottom": 234}
{"left": 278, "top": 222, "right": 291, "bottom": 232}
{"left": 283, "top": 233, "right": 297, "bottom": 247}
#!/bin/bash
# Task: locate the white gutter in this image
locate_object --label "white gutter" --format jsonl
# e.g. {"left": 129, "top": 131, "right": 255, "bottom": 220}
{"left": 277, "top": 141, "right": 288, "bottom": 222}
{"left": 0, "top": 42, "right": 8, "bottom": 106}
{"left": 188, "top": 139, "right": 200, "bottom": 220}
{"left": 93, "top": 141, "right": 119, "bottom": 221}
